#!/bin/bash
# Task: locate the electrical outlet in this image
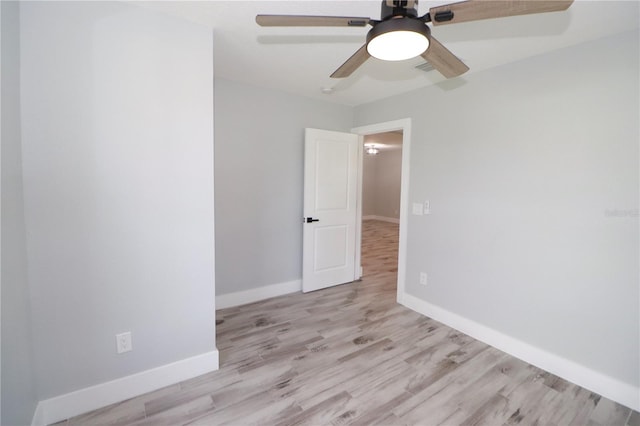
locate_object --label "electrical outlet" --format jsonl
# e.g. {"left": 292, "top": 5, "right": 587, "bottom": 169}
{"left": 420, "top": 272, "right": 428, "bottom": 286}
{"left": 116, "top": 332, "right": 132, "bottom": 354}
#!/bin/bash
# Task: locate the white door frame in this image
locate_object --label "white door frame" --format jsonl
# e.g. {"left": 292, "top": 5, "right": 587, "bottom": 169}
{"left": 351, "top": 118, "right": 411, "bottom": 304}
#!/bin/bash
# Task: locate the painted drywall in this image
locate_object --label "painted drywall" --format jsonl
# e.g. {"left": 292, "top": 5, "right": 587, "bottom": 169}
{"left": 214, "top": 78, "right": 353, "bottom": 295}
{"left": 374, "top": 149, "right": 403, "bottom": 220}
{"left": 355, "top": 29, "right": 639, "bottom": 389}
{"left": 1, "top": 2, "right": 38, "bottom": 424}
{"left": 362, "top": 153, "right": 377, "bottom": 217}
{"left": 20, "top": 2, "right": 215, "bottom": 399}
{"left": 363, "top": 133, "right": 403, "bottom": 220}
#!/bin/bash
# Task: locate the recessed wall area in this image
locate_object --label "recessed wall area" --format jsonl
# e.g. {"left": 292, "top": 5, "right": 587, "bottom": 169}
{"left": 3, "top": 3, "right": 217, "bottom": 424}
{"left": 362, "top": 132, "right": 403, "bottom": 222}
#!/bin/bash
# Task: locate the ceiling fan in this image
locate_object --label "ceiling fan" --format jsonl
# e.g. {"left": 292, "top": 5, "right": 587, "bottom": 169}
{"left": 256, "top": 0, "right": 574, "bottom": 79}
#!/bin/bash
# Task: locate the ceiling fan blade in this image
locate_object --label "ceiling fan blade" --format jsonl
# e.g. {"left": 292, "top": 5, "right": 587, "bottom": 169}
{"left": 330, "top": 45, "right": 371, "bottom": 78}
{"left": 421, "top": 35, "right": 469, "bottom": 78}
{"left": 256, "top": 15, "right": 370, "bottom": 27}
{"left": 430, "top": 0, "right": 573, "bottom": 26}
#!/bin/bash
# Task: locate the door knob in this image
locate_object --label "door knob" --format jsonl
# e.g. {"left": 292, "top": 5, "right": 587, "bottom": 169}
{"left": 305, "top": 217, "right": 320, "bottom": 223}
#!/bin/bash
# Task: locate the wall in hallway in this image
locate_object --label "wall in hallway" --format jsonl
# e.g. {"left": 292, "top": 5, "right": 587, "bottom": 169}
{"left": 362, "top": 132, "right": 403, "bottom": 221}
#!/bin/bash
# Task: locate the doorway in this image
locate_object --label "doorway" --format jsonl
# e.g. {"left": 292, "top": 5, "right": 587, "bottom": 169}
{"left": 353, "top": 119, "right": 411, "bottom": 304}
{"left": 362, "top": 131, "right": 403, "bottom": 224}
{"left": 361, "top": 131, "right": 403, "bottom": 292}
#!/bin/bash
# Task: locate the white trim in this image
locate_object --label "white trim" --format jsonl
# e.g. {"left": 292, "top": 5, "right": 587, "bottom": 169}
{"left": 401, "top": 293, "right": 640, "bottom": 412}
{"left": 31, "top": 405, "right": 45, "bottom": 426}
{"left": 352, "top": 119, "right": 411, "bottom": 304}
{"left": 32, "top": 350, "right": 219, "bottom": 426}
{"left": 216, "top": 279, "right": 301, "bottom": 309}
{"left": 354, "top": 138, "right": 364, "bottom": 281}
{"left": 363, "top": 215, "right": 400, "bottom": 224}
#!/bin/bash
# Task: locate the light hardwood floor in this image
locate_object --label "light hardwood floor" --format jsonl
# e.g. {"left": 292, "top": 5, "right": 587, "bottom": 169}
{"left": 55, "top": 220, "right": 638, "bottom": 425}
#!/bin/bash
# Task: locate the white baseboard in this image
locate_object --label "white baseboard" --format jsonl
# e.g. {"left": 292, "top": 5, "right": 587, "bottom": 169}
{"left": 32, "top": 350, "right": 219, "bottom": 426}
{"left": 401, "top": 293, "right": 640, "bottom": 412}
{"left": 216, "top": 279, "right": 302, "bottom": 309}
{"left": 31, "top": 404, "right": 45, "bottom": 426}
{"left": 363, "top": 215, "right": 400, "bottom": 224}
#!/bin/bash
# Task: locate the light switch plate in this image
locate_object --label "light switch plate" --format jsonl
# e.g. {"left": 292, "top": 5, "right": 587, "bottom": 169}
{"left": 412, "top": 202, "right": 423, "bottom": 216}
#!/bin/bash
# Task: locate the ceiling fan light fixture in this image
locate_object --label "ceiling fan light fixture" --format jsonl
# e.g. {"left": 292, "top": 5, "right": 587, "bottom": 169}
{"left": 366, "top": 18, "right": 430, "bottom": 61}
{"left": 366, "top": 144, "right": 379, "bottom": 155}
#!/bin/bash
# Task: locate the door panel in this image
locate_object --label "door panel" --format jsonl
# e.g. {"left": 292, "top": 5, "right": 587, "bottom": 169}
{"left": 315, "top": 141, "right": 350, "bottom": 210}
{"left": 314, "top": 225, "right": 348, "bottom": 271}
{"left": 303, "top": 128, "right": 359, "bottom": 293}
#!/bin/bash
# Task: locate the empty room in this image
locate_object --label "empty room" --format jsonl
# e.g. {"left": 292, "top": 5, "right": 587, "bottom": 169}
{"left": 1, "top": 0, "right": 638, "bottom": 425}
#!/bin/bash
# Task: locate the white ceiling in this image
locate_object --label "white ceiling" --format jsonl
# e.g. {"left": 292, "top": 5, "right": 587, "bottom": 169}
{"left": 132, "top": 0, "right": 639, "bottom": 106}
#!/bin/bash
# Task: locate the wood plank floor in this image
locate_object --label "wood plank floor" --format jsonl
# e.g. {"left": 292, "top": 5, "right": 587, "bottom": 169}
{"left": 55, "top": 220, "right": 638, "bottom": 426}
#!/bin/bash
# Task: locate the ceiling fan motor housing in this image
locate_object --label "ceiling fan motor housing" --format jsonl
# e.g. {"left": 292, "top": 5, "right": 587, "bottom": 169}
{"left": 367, "top": 17, "right": 430, "bottom": 45}
{"left": 381, "top": 0, "right": 419, "bottom": 20}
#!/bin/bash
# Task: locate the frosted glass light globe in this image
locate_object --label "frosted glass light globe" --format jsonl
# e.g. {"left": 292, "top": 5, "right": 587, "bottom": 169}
{"left": 367, "top": 30, "right": 429, "bottom": 61}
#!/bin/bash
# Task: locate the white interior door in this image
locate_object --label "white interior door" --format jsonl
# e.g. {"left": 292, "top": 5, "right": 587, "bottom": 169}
{"left": 303, "top": 128, "right": 359, "bottom": 293}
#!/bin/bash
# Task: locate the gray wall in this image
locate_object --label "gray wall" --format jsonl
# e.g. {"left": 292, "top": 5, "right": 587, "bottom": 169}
{"left": 354, "top": 30, "right": 639, "bottom": 387}
{"left": 362, "top": 134, "right": 403, "bottom": 220}
{"left": 362, "top": 153, "right": 377, "bottom": 217}
{"left": 214, "top": 78, "right": 353, "bottom": 295}
{"left": 374, "top": 149, "right": 402, "bottom": 219}
{"left": 1, "top": 2, "right": 38, "bottom": 424}
{"left": 20, "top": 2, "right": 215, "bottom": 399}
